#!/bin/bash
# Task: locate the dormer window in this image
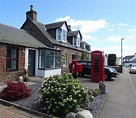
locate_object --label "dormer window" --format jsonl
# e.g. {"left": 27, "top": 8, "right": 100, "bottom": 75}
{"left": 56, "top": 28, "right": 67, "bottom": 42}
{"left": 73, "top": 36, "right": 80, "bottom": 47}
{"left": 63, "top": 30, "right": 66, "bottom": 42}
{"left": 57, "top": 28, "right": 62, "bottom": 41}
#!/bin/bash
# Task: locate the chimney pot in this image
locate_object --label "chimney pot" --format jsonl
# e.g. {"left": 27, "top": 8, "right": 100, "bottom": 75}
{"left": 30, "top": 5, "right": 33, "bottom": 11}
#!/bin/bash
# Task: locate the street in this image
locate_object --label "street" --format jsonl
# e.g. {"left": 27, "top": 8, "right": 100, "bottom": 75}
{"left": 98, "top": 67, "right": 136, "bottom": 118}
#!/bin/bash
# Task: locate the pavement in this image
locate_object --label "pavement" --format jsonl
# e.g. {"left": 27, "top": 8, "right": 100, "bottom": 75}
{"left": 0, "top": 67, "right": 136, "bottom": 118}
{"left": 0, "top": 103, "right": 41, "bottom": 118}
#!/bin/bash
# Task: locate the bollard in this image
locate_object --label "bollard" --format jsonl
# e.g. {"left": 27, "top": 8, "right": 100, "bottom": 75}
{"left": 99, "top": 81, "right": 106, "bottom": 94}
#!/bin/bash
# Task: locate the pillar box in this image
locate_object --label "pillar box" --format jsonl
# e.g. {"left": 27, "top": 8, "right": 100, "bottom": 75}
{"left": 72, "top": 59, "right": 82, "bottom": 79}
{"left": 77, "top": 63, "right": 82, "bottom": 72}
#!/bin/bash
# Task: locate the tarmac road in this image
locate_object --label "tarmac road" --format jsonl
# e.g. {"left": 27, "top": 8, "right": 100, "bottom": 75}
{"left": 98, "top": 67, "right": 136, "bottom": 118}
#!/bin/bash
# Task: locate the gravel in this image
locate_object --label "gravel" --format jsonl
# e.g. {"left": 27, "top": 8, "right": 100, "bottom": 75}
{"left": 2, "top": 82, "right": 106, "bottom": 118}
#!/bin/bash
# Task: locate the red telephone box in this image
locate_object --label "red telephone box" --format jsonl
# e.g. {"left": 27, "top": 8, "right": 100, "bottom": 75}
{"left": 91, "top": 50, "right": 104, "bottom": 82}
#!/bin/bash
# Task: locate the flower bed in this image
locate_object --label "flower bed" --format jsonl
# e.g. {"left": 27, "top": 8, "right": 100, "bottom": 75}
{"left": 0, "top": 76, "right": 107, "bottom": 118}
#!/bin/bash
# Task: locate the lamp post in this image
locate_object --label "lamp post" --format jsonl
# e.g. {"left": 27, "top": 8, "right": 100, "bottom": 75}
{"left": 121, "top": 38, "right": 125, "bottom": 73}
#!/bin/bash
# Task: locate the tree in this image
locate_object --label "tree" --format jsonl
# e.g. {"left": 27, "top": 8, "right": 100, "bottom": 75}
{"left": 108, "top": 54, "right": 116, "bottom": 66}
{"left": 81, "top": 51, "right": 89, "bottom": 60}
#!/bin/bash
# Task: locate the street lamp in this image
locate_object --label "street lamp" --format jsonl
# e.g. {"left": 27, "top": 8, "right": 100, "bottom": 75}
{"left": 121, "top": 38, "right": 125, "bottom": 73}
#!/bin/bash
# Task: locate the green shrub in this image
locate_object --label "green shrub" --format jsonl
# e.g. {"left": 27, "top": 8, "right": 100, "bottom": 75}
{"left": 92, "top": 88, "right": 100, "bottom": 97}
{"left": 40, "top": 74, "right": 89, "bottom": 116}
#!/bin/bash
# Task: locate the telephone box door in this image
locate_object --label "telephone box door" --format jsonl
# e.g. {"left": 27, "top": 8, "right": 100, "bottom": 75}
{"left": 91, "top": 50, "right": 104, "bottom": 82}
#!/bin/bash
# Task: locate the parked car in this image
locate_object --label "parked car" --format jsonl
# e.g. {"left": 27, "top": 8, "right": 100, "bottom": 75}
{"left": 104, "top": 67, "right": 117, "bottom": 79}
{"left": 105, "top": 66, "right": 118, "bottom": 77}
{"left": 129, "top": 65, "right": 136, "bottom": 74}
{"left": 69, "top": 60, "right": 115, "bottom": 80}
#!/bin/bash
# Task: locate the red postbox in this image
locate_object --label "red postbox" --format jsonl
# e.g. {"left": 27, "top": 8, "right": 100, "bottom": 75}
{"left": 72, "top": 59, "right": 82, "bottom": 79}
{"left": 91, "top": 50, "right": 104, "bottom": 82}
{"left": 72, "top": 59, "right": 77, "bottom": 75}
{"left": 77, "top": 63, "right": 82, "bottom": 72}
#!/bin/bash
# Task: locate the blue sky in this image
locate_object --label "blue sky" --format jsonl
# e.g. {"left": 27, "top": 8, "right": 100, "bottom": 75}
{"left": 0, "top": 0, "right": 136, "bottom": 57}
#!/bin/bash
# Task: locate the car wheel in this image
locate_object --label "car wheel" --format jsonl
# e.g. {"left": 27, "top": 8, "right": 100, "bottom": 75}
{"left": 105, "top": 74, "right": 108, "bottom": 80}
{"left": 81, "top": 73, "right": 85, "bottom": 77}
{"left": 105, "top": 74, "right": 112, "bottom": 80}
{"left": 76, "top": 72, "right": 80, "bottom": 77}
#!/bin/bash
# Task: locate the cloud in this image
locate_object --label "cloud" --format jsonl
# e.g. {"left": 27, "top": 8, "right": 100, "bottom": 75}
{"left": 106, "top": 36, "right": 122, "bottom": 42}
{"left": 125, "top": 35, "right": 134, "bottom": 40}
{"left": 56, "top": 16, "right": 108, "bottom": 33}
{"left": 91, "top": 45, "right": 135, "bottom": 57}
{"left": 55, "top": 16, "right": 108, "bottom": 41}
{"left": 106, "top": 35, "right": 134, "bottom": 42}
{"left": 56, "top": 16, "right": 71, "bottom": 21}
{"left": 83, "top": 34, "right": 97, "bottom": 41}
{"left": 108, "top": 28, "right": 114, "bottom": 31}
{"left": 117, "top": 23, "right": 128, "bottom": 26}
{"left": 128, "top": 29, "right": 136, "bottom": 32}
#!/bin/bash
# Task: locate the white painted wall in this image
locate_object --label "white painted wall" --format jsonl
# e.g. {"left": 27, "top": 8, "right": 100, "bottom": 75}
{"left": 25, "top": 48, "right": 29, "bottom": 70}
{"left": 36, "top": 69, "right": 61, "bottom": 78}
{"left": 36, "top": 69, "right": 46, "bottom": 78}
{"left": 104, "top": 56, "right": 108, "bottom": 66}
{"left": 61, "top": 23, "right": 67, "bottom": 31}
{"left": 45, "top": 69, "right": 61, "bottom": 78}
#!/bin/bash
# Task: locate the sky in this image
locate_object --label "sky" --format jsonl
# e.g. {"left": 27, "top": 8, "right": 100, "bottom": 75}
{"left": 0, "top": 0, "right": 136, "bottom": 57}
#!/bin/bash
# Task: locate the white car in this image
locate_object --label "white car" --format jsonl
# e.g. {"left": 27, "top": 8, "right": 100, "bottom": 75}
{"left": 130, "top": 65, "right": 136, "bottom": 74}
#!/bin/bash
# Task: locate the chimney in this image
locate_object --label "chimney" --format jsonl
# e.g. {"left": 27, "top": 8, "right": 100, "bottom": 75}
{"left": 26, "top": 5, "right": 37, "bottom": 21}
{"left": 68, "top": 25, "right": 71, "bottom": 31}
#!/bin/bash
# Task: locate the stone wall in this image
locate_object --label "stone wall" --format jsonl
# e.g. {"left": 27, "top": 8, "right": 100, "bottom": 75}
{"left": 54, "top": 45, "right": 83, "bottom": 66}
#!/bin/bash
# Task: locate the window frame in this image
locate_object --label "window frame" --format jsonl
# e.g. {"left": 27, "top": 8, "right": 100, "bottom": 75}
{"left": 62, "top": 29, "right": 67, "bottom": 42}
{"left": 38, "top": 49, "right": 60, "bottom": 70}
{"left": 38, "top": 49, "right": 45, "bottom": 69}
{"left": 73, "top": 36, "right": 80, "bottom": 47}
{"left": 56, "top": 28, "right": 67, "bottom": 43}
{"left": 57, "top": 28, "right": 62, "bottom": 41}
{"left": 6, "top": 46, "right": 18, "bottom": 71}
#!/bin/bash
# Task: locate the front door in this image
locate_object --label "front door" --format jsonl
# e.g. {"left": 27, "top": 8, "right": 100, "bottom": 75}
{"left": 28, "top": 50, "right": 35, "bottom": 76}
{"left": 72, "top": 54, "right": 75, "bottom": 60}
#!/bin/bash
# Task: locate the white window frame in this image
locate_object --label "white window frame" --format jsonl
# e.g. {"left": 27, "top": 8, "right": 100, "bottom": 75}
{"left": 73, "top": 36, "right": 80, "bottom": 47}
{"left": 57, "top": 28, "right": 62, "bottom": 41}
{"left": 62, "top": 29, "right": 67, "bottom": 42}
{"left": 56, "top": 25, "right": 67, "bottom": 43}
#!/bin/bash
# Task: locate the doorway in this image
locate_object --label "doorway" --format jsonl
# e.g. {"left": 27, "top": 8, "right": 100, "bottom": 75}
{"left": 28, "top": 50, "right": 35, "bottom": 76}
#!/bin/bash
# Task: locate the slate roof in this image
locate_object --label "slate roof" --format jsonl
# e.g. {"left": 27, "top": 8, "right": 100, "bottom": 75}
{"left": 31, "top": 21, "right": 84, "bottom": 51}
{"left": 123, "top": 55, "right": 134, "bottom": 60}
{"left": 132, "top": 58, "right": 136, "bottom": 62}
{"left": 0, "top": 23, "right": 47, "bottom": 48}
{"left": 82, "top": 41, "right": 90, "bottom": 46}
{"left": 67, "top": 30, "right": 82, "bottom": 38}
{"left": 45, "top": 21, "right": 67, "bottom": 30}
{"left": 32, "top": 21, "right": 57, "bottom": 44}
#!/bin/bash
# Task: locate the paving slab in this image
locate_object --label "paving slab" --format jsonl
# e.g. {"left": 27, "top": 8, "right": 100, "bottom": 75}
{"left": 0, "top": 103, "right": 40, "bottom": 118}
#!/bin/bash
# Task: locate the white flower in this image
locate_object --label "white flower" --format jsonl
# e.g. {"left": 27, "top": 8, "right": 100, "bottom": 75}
{"left": 63, "top": 88, "right": 66, "bottom": 91}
